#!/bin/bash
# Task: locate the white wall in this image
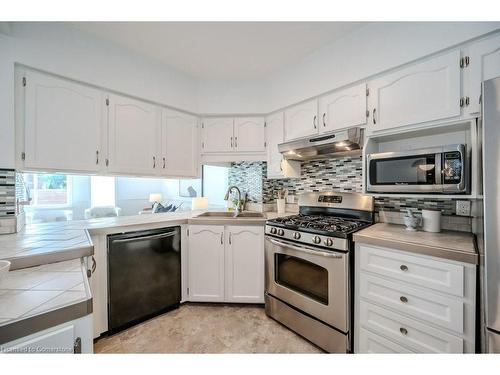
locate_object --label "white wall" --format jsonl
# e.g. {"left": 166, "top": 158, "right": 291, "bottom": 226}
{"left": 0, "top": 22, "right": 199, "bottom": 169}
{"left": 264, "top": 22, "right": 500, "bottom": 112}
{"left": 2, "top": 22, "right": 500, "bottom": 169}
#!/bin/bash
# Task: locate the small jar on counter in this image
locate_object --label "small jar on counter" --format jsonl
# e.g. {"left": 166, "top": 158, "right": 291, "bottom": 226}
{"left": 421, "top": 208, "right": 442, "bottom": 233}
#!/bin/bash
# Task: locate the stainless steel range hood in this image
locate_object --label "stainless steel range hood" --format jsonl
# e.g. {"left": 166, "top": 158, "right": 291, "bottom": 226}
{"left": 278, "top": 127, "right": 363, "bottom": 161}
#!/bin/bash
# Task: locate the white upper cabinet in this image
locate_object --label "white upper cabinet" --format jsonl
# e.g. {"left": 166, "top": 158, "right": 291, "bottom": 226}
{"left": 188, "top": 225, "right": 225, "bottom": 302}
{"left": 23, "top": 70, "right": 102, "bottom": 172}
{"left": 234, "top": 117, "right": 266, "bottom": 152}
{"left": 107, "top": 94, "right": 160, "bottom": 176}
{"left": 368, "top": 50, "right": 462, "bottom": 132}
{"left": 161, "top": 109, "right": 199, "bottom": 177}
{"left": 467, "top": 34, "right": 500, "bottom": 115}
{"left": 201, "top": 117, "right": 234, "bottom": 153}
{"left": 266, "top": 112, "right": 285, "bottom": 178}
{"left": 284, "top": 99, "right": 319, "bottom": 141}
{"left": 319, "top": 83, "right": 368, "bottom": 133}
{"left": 225, "top": 226, "right": 264, "bottom": 303}
{"left": 266, "top": 111, "right": 300, "bottom": 179}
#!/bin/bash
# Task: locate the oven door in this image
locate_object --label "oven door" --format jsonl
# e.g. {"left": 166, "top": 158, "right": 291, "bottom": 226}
{"left": 265, "top": 236, "right": 349, "bottom": 332}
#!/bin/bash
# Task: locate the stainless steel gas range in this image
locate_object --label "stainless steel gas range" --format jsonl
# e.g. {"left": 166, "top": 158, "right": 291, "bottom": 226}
{"left": 264, "top": 192, "right": 374, "bottom": 353}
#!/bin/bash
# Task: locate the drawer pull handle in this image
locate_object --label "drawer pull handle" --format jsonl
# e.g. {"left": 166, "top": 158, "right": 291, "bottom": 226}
{"left": 400, "top": 264, "right": 408, "bottom": 271}
{"left": 400, "top": 296, "right": 408, "bottom": 303}
{"left": 400, "top": 327, "right": 408, "bottom": 336}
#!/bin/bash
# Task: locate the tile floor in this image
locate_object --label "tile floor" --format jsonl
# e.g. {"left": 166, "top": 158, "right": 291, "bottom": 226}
{"left": 94, "top": 303, "right": 323, "bottom": 353}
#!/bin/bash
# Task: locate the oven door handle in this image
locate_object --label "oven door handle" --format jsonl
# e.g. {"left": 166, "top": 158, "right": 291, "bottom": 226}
{"left": 267, "top": 238, "right": 345, "bottom": 259}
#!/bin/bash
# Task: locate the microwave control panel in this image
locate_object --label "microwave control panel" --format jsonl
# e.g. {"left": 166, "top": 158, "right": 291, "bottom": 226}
{"left": 443, "top": 151, "right": 462, "bottom": 183}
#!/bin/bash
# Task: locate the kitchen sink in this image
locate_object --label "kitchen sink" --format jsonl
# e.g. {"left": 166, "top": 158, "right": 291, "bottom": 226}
{"left": 195, "top": 211, "right": 265, "bottom": 218}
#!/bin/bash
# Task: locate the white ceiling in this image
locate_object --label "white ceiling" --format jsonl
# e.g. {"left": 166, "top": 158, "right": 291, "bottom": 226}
{"left": 69, "top": 22, "right": 367, "bottom": 80}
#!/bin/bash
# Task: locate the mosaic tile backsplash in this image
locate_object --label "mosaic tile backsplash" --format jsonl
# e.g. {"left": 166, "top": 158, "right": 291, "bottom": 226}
{"left": 228, "top": 156, "right": 468, "bottom": 217}
{"left": 0, "top": 169, "right": 16, "bottom": 216}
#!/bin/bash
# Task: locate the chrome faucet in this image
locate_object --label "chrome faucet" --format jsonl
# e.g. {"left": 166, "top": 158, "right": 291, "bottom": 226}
{"left": 224, "top": 186, "right": 242, "bottom": 217}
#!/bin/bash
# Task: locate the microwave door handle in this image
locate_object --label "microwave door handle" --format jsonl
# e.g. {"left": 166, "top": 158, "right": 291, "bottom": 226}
{"left": 268, "top": 238, "right": 344, "bottom": 259}
{"left": 435, "top": 153, "right": 442, "bottom": 185}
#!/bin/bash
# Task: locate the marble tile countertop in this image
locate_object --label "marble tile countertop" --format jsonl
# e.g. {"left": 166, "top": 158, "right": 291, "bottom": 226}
{"left": 353, "top": 223, "right": 478, "bottom": 264}
{"left": 0, "top": 210, "right": 292, "bottom": 270}
{"left": 0, "top": 209, "right": 294, "bottom": 344}
{"left": 0, "top": 258, "right": 92, "bottom": 344}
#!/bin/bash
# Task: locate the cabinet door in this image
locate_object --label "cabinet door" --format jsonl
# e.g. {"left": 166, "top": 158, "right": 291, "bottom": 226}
{"left": 467, "top": 34, "right": 500, "bottom": 115}
{"left": 266, "top": 112, "right": 285, "bottom": 178}
{"left": 225, "top": 226, "right": 264, "bottom": 303}
{"left": 188, "top": 225, "right": 225, "bottom": 302}
{"left": 2, "top": 315, "right": 93, "bottom": 353}
{"left": 284, "top": 99, "right": 318, "bottom": 141}
{"left": 319, "top": 83, "right": 367, "bottom": 133}
{"left": 161, "top": 109, "right": 199, "bottom": 177}
{"left": 266, "top": 112, "right": 300, "bottom": 179}
{"left": 368, "top": 50, "right": 461, "bottom": 132}
{"left": 201, "top": 117, "right": 234, "bottom": 153}
{"left": 24, "top": 70, "right": 102, "bottom": 172}
{"left": 234, "top": 117, "right": 266, "bottom": 152}
{"left": 107, "top": 94, "right": 160, "bottom": 175}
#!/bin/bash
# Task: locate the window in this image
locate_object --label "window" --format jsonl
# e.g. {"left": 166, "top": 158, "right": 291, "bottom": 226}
{"left": 202, "top": 165, "right": 229, "bottom": 207}
{"left": 23, "top": 173, "right": 71, "bottom": 207}
{"left": 91, "top": 176, "right": 116, "bottom": 207}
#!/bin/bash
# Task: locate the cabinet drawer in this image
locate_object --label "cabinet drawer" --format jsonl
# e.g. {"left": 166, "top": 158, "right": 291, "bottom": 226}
{"left": 358, "top": 245, "right": 464, "bottom": 297}
{"left": 359, "top": 301, "right": 464, "bottom": 353}
{"left": 359, "top": 273, "right": 464, "bottom": 333}
{"left": 358, "top": 327, "right": 414, "bottom": 353}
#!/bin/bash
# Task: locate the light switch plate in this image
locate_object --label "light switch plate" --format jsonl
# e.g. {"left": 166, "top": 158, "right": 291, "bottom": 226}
{"left": 456, "top": 200, "right": 471, "bottom": 216}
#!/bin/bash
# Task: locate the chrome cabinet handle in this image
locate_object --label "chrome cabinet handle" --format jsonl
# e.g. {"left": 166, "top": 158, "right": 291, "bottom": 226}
{"left": 373, "top": 108, "right": 377, "bottom": 124}
{"left": 220, "top": 232, "right": 224, "bottom": 245}
{"left": 91, "top": 256, "right": 96, "bottom": 274}
{"left": 163, "top": 157, "right": 166, "bottom": 169}
{"left": 322, "top": 113, "right": 326, "bottom": 127}
{"left": 400, "top": 327, "right": 408, "bottom": 336}
{"left": 313, "top": 115, "right": 317, "bottom": 129}
{"left": 400, "top": 264, "right": 408, "bottom": 271}
{"left": 400, "top": 296, "right": 408, "bottom": 303}
{"left": 234, "top": 136, "right": 238, "bottom": 148}
{"left": 153, "top": 156, "right": 156, "bottom": 168}
{"left": 96, "top": 150, "right": 99, "bottom": 165}
{"left": 280, "top": 158, "right": 283, "bottom": 171}
{"left": 229, "top": 232, "right": 232, "bottom": 245}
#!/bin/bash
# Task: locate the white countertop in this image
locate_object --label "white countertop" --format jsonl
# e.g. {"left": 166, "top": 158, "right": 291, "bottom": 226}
{"left": 0, "top": 258, "right": 92, "bottom": 344}
{"left": 0, "top": 210, "right": 289, "bottom": 269}
{"left": 0, "top": 209, "right": 291, "bottom": 342}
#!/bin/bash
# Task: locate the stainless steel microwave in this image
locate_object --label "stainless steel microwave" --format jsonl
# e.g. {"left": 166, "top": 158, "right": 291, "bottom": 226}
{"left": 366, "top": 144, "right": 469, "bottom": 194}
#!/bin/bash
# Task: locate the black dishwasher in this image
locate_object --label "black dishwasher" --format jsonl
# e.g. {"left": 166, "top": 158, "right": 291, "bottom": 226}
{"left": 107, "top": 226, "right": 181, "bottom": 333}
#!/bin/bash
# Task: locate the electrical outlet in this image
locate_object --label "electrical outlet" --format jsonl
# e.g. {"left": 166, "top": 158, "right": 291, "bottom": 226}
{"left": 456, "top": 200, "right": 471, "bottom": 216}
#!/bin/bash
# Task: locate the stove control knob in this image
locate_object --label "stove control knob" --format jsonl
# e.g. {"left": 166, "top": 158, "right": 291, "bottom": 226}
{"left": 277, "top": 229, "right": 285, "bottom": 236}
{"left": 270, "top": 227, "right": 277, "bottom": 235}
{"left": 293, "top": 232, "right": 301, "bottom": 240}
{"left": 312, "top": 236, "right": 321, "bottom": 244}
{"left": 324, "top": 238, "right": 333, "bottom": 247}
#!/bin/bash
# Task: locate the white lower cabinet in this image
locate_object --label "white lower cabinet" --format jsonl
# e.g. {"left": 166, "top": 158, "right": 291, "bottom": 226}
{"left": 188, "top": 224, "right": 264, "bottom": 303}
{"left": 2, "top": 315, "right": 93, "bottom": 354}
{"left": 355, "top": 243, "right": 476, "bottom": 353}
{"left": 187, "top": 225, "right": 226, "bottom": 302}
{"left": 359, "top": 327, "right": 414, "bottom": 353}
{"left": 225, "top": 226, "right": 265, "bottom": 303}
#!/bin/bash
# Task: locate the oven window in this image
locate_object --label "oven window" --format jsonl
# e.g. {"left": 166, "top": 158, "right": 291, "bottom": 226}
{"left": 370, "top": 155, "right": 436, "bottom": 185}
{"left": 275, "top": 254, "right": 329, "bottom": 305}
